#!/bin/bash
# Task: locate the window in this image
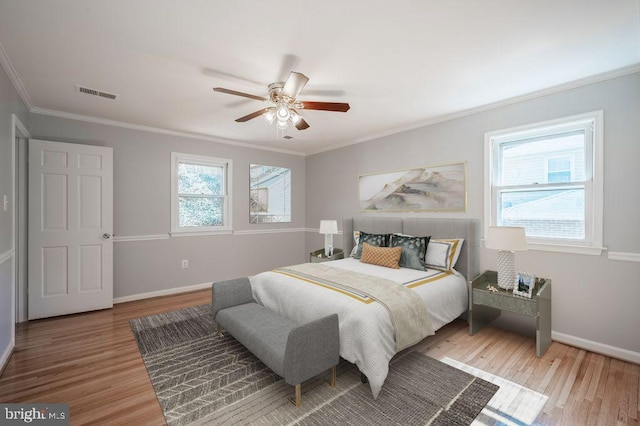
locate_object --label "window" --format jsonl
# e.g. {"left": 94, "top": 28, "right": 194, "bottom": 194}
{"left": 485, "top": 111, "right": 603, "bottom": 254}
{"left": 171, "top": 152, "right": 232, "bottom": 236}
{"left": 249, "top": 164, "right": 291, "bottom": 223}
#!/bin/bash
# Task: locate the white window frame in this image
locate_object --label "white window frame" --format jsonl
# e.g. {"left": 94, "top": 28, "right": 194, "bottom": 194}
{"left": 170, "top": 152, "right": 233, "bottom": 237}
{"left": 484, "top": 111, "right": 604, "bottom": 255}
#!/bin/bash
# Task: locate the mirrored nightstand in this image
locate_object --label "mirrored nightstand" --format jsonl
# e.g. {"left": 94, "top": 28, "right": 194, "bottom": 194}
{"left": 469, "top": 270, "right": 552, "bottom": 357}
{"left": 309, "top": 248, "right": 344, "bottom": 263}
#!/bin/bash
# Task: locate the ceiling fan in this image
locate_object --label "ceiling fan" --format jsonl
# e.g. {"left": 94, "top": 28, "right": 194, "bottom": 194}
{"left": 213, "top": 71, "right": 350, "bottom": 131}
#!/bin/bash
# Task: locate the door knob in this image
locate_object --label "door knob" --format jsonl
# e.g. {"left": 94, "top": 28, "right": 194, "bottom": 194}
{"left": 103, "top": 233, "right": 111, "bottom": 239}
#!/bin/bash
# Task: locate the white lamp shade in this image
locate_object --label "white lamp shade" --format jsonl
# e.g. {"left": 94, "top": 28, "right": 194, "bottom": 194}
{"left": 485, "top": 226, "right": 527, "bottom": 251}
{"left": 319, "top": 220, "right": 338, "bottom": 235}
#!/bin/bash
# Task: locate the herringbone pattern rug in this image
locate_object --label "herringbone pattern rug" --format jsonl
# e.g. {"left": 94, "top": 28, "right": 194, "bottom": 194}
{"left": 130, "top": 304, "right": 499, "bottom": 425}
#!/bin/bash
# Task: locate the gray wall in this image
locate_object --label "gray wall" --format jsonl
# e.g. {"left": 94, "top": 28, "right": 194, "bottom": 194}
{"left": 0, "top": 62, "right": 29, "bottom": 364}
{"left": 306, "top": 72, "right": 640, "bottom": 355}
{"left": 30, "top": 115, "right": 307, "bottom": 298}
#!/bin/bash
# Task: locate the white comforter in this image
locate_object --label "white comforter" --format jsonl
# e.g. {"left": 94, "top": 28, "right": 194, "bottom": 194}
{"left": 250, "top": 258, "right": 468, "bottom": 398}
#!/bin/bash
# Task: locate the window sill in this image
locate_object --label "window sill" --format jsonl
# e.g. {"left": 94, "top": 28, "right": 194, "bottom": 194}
{"left": 527, "top": 243, "right": 606, "bottom": 256}
{"left": 170, "top": 230, "right": 233, "bottom": 238}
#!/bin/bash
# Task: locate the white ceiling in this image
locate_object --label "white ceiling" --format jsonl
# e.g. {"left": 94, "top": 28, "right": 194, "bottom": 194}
{"left": 1, "top": 0, "right": 639, "bottom": 155}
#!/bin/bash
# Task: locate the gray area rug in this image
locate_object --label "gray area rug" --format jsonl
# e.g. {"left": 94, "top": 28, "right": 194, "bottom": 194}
{"left": 130, "top": 304, "right": 498, "bottom": 425}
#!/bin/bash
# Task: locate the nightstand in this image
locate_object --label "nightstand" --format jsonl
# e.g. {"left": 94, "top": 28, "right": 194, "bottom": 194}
{"left": 469, "top": 270, "right": 552, "bottom": 357}
{"left": 309, "top": 248, "right": 344, "bottom": 263}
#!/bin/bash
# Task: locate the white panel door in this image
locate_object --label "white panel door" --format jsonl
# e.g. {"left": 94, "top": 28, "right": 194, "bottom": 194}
{"left": 29, "top": 140, "right": 113, "bottom": 319}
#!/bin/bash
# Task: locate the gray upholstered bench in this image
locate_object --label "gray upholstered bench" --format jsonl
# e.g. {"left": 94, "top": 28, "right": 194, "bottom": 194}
{"left": 211, "top": 277, "right": 340, "bottom": 407}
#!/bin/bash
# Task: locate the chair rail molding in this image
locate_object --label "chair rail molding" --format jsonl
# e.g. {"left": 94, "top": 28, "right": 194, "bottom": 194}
{"left": 234, "top": 228, "right": 307, "bottom": 235}
{"left": 113, "top": 234, "right": 170, "bottom": 243}
{"left": 607, "top": 251, "right": 640, "bottom": 263}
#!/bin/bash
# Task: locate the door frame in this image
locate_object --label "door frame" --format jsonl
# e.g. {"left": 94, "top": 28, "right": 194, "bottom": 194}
{"left": 12, "top": 114, "right": 29, "bottom": 323}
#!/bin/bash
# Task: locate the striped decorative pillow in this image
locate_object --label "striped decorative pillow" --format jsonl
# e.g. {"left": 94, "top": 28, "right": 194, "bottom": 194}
{"left": 360, "top": 243, "right": 402, "bottom": 269}
{"left": 425, "top": 238, "right": 464, "bottom": 271}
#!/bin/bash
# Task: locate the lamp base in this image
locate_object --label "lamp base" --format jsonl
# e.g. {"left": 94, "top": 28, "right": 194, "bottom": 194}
{"left": 324, "top": 234, "right": 334, "bottom": 257}
{"left": 496, "top": 250, "right": 516, "bottom": 290}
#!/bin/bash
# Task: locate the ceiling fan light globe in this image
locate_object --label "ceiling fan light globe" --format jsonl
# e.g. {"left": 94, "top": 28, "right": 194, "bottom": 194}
{"left": 276, "top": 119, "right": 289, "bottom": 130}
{"left": 276, "top": 104, "right": 290, "bottom": 121}
{"left": 290, "top": 111, "right": 301, "bottom": 124}
{"left": 264, "top": 109, "right": 276, "bottom": 123}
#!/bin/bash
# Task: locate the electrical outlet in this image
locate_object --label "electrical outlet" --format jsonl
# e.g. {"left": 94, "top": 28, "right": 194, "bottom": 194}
{"left": 2, "top": 195, "right": 7, "bottom": 212}
{"left": 181, "top": 259, "right": 189, "bottom": 269}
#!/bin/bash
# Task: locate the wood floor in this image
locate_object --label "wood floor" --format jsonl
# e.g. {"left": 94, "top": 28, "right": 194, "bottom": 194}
{"left": 0, "top": 289, "right": 638, "bottom": 425}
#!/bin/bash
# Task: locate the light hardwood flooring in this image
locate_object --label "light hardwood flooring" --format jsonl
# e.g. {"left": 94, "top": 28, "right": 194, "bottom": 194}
{"left": 0, "top": 289, "right": 638, "bottom": 425}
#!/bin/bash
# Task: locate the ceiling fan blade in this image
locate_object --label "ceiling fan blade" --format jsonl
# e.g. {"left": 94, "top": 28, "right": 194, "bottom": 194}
{"left": 295, "top": 118, "right": 310, "bottom": 130}
{"left": 282, "top": 72, "right": 309, "bottom": 100}
{"left": 213, "top": 87, "right": 266, "bottom": 102}
{"left": 299, "top": 101, "right": 351, "bottom": 112}
{"left": 235, "top": 108, "right": 270, "bottom": 122}
{"left": 278, "top": 54, "right": 300, "bottom": 82}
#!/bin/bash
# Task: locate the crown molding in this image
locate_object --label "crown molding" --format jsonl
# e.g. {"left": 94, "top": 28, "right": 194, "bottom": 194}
{"left": 30, "top": 107, "right": 306, "bottom": 156}
{"left": 4, "top": 30, "right": 638, "bottom": 160}
{"left": 308, "top": 63, "right": 640, "bottom": 156}
{"left": 0, "top": 39, "right": 304, "bottom": 156}
{"left": 0, "top": 41, "right": 33, "bottom": 110}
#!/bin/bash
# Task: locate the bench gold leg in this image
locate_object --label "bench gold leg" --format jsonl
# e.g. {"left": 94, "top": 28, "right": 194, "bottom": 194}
{"left": 329, "top": 366, "right": 336, "bottom": 387}
{"left": 288, "top": 384, "right": 301, "bottom": 407}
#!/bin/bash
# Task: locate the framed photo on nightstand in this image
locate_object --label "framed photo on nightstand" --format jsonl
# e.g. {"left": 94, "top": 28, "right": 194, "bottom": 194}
{"left": 513, "top": 272, "right": 535, "bottom": 298}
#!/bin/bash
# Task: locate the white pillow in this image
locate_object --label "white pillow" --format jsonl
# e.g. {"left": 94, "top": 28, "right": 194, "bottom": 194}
{"left": 350, "top": 230, "right": 361, "bottom": 257}
{"left": 425, "top": 238, "right": 464, "bottom": 272}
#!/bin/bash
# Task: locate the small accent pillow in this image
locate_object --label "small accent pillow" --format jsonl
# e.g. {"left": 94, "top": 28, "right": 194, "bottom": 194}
{"left": 425, "top": 238, "right": 464, "bottom": 272}
{"left": 353, "top": 231, "right": 390, "bottom": 259}
{"left": 390, "top": 234, "right": 430, "bottom": 270}
{"left": 360, "top": 243, "right": 401, "bottom": 269}
{"left": 350, "top": 230, "right": 361, "bottom": 257}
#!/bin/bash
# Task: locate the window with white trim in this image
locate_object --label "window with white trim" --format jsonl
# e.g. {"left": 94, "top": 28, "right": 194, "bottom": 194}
{"left": 485, "top": 111, "right": 603, "bottom": 254}
{"left": 171, "top": 152, "right": 232, "bottom": 236}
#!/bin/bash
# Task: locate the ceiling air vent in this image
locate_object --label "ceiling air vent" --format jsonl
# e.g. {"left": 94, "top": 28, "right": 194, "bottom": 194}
{"left": 76, "top": 85, "right": 118, "bottom": 100}
{"left": 283, "top": 135, "right": 293, "bottom": 139}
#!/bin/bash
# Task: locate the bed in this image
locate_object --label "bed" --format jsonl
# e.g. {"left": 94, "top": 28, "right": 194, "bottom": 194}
{"left": 250, "top": 217, "right": 480, "bottom": 398}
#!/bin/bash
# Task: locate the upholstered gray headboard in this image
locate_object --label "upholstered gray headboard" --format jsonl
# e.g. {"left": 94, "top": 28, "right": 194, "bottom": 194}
{"left": 342, "top": 217, "right": 481, "bottom": 282}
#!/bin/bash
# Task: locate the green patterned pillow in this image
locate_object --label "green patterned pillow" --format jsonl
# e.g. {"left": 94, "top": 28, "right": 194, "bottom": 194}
{"left": 390, "top": 234, "right": 430, "bottom": 270}
{"left": 353, "top": 232, "right": 390, "bottom": 259}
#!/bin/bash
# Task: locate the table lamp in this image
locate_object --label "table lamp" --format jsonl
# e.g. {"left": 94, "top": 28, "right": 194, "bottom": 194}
{"left": 485, "top": 226, "right": 527, "bottom": 290}
{"left": 319, "top": 220, "right": 338, "bottom": 257}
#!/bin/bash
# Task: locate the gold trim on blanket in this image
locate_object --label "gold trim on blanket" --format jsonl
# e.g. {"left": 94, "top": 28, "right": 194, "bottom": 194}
{"left": 274, "top": 267, "right": 452, "bottom": 302}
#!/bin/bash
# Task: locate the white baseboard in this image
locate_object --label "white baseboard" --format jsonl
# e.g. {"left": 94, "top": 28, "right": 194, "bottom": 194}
{"left": 0, "top": 340, "right": 14, "bottom": 376}
{"left": 552, "top": 331, "right": 640, "bottom": 365}
{"left": 113, "top": 282, "right": 212, "bottom": 304}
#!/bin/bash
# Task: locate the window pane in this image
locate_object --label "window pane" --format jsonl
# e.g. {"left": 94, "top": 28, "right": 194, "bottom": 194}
{"left": 178, "top": 163, "right": 223, "bottom": 195}
{"left": 498, "top": 188, "right": 585, "bottom": 239}
{"left": 179, "top": 196, "right": 223, "bottom": 227}
{"left": 249, "top": 164, "right": 291, "bottom": 223}
{"left": 500, "top": 131, "right": 585, "bottom": 185}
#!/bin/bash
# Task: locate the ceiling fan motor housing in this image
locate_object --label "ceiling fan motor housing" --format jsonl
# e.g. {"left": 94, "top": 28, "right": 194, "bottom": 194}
{"left": 268, "top": 82, "right": 285, "bottom": 103}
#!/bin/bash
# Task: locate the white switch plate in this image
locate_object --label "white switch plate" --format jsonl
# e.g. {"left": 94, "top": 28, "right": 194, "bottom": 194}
{"left": 181, "top": 259, "right": 189, "bottom": 269}
{"left": 2, "top": 195, "right": 7, "bottom": 211}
